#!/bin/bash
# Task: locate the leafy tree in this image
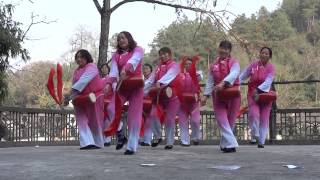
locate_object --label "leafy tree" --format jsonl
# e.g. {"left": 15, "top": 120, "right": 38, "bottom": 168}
{"left": 0, "top": 2, "right": 29, "bottom": 104}
{"left": 4, "top": 61, "right": 74, "bottom": 108}
{"left": 147, "top": 17, "right": 224, "bottom": 69}
{"left": 306, "top": 22, "right": 320, "bottom": 46}
{"left": 282, "top": 0, "right": 320, "bottom": 32}
{"left": 267, "top": 10, "right": 295, "bottom": 41}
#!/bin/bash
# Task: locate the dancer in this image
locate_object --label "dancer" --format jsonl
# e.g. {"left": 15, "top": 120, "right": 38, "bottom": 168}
{"left": 240, "top": 47, "right": 275, "bottom": 148}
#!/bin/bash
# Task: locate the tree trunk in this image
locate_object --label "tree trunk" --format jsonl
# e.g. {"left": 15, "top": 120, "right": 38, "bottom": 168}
{"left": 98, "top": 14, "right": 110, "bottom": 67}
{"left": 97, "top": 0, "right": 111, "bottom": 68}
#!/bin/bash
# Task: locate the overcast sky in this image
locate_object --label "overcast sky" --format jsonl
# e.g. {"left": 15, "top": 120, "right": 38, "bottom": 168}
{"left": 10, "top": 0, "right": 282, "bottom": 65}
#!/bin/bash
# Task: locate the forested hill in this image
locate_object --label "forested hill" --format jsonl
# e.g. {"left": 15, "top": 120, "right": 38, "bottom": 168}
{"left": 145, "top": 0, "right": 320, "bottom": 108}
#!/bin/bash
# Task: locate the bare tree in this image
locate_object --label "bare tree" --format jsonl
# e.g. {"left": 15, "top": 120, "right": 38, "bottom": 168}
{"left": 60, "top": 25, "right": 100, "bottom": 65}
{"left": 92, "top": 0, "right": 238, "bottom": 67}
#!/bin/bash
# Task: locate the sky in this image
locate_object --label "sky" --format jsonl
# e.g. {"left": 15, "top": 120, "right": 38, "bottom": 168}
{"left": 9, "top": 0, "right": 282, "bottom": 65}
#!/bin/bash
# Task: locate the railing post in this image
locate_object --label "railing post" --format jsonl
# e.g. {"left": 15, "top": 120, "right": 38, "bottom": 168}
{"left": 269, "top": 84, "right": 277, "bottom": 144}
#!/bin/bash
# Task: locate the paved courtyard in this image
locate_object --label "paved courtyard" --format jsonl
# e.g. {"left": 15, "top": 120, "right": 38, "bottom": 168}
{"left": 0, "top": 145, "right": 319, "bottom": 180}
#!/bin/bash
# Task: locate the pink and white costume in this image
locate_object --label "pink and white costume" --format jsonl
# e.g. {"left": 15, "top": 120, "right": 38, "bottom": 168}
{"left": 204, "top": 57, "right": 240, "bottom": 149}
{"left": 178, "top": 71, "right": 201, "bottom": 145}
{"left": 240, "top": 60, "right": 275, "bottom": 145}
{"left": 107, "top": 46, "right": 144, "bottom": 152}
{"left": 144, "top": 59, "right": 180, "bottom": 146}
{"left": 72, "top": 63, "right": 105, "bottom": 148}
{"left": 142, "top": 74, "right": 162, "bottom": 145}
{"left": 103, "top": 89, "right": 113, "bottom": 144}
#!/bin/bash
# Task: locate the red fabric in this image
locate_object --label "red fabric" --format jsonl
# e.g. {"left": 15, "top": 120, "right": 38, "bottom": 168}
{"left": 179, "top": 56, "right": 187, "bottom": 72}
{"left": 156, "top": 104, "right": 165, "bottom": 124}
{"left": 46, "top": 68, "right": 60, "bottom": 105}
{"left": 56, "top": 63, "right": 63, "bottom": 104}
{"left": 103, "top": 110, "right": 109, "bottom": 122}
{"left": 139, "top": 115, "right": 145, "bottom": 137}
{"left": 143, "top": 97, "right": 152, "bottom": 114}
{"left": 104, "top": 92, "right": 122, "bottom": 136}
{"left": 236, "top": 106, "right": 248, "bottom": 118}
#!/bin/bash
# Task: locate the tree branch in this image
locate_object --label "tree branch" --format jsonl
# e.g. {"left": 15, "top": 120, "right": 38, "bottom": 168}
{"left": 22, "top": 13, "right": 57, "bottom": 41}
{"left": 111, "top": 0, "right": 215, "bottom": 14}
{"left": 193, "top": 13, "right": 203, "bottom": 41}
{"left": 192, "top": 0, "right": 210, "bottom": 41}
{"left": 92, "top": 0, "right": 102, "bottom": 14}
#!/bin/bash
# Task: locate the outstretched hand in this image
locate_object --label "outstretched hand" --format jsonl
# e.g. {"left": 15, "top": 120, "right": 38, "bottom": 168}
{"left": 253, "top": 89, "right": 259, "bottom": 102}
{"left": 215, "top": 81, "right": 225, "bottom": 91}
{"left": 62, "top": 93, "right": 71, "bottom": 107}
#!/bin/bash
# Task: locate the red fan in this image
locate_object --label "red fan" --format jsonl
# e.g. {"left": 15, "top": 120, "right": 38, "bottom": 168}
{"left": 104, "top": 92, "right": 122, "bottom": 136}
{"left": 156, "top": 104, "right": 165, "bottom": 124}
{"left": 236, "top": 106, "right": 248, "bottom": 118}
{"left": 46, "top": 66, "right": 62, "bottom": 105}
{"left": 139, "top": 115, "right": 145, "bottom": 138}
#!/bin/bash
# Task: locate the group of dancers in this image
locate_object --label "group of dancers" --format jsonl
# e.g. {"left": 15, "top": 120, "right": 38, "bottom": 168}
{"left": 63, "top": 31, "right": 275, "bottom": 155}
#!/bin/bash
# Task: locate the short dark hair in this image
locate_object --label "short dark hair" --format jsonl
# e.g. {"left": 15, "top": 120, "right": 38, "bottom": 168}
{"left": 75, "top": 49, "right": 94, "bottom": 63}
{"left": 158, "top": 47, "right": 172, "bottom": 56}
{"left": 143, "top": 63, "right": 153, "bottom": 72}
{"left": 219, "top": 40, "right": 232, "bottom": 51}
{"left": 260, "top": 46, "right": 272, "bottom": 58}
{"left": 116, "top": 31, "right": 137, "bottom": 54}
{"left": 100, "top": 63, "right": 110, "bottom": 72}
{"left": 186, "top": 57, "right": 193, "bottom": 63}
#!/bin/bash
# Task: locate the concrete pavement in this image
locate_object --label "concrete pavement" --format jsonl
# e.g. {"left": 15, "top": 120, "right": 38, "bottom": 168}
{"left": 0, "top": 145, "right": 319, "bottom": 180}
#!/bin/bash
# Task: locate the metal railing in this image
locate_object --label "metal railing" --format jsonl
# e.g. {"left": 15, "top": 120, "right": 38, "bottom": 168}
{"left": 0, "top": 107, "right": 78, "bottom": 146}
{"left": 1, "top": 80, "right": 320, "bottom": 146}
{"left": 1, "top": 106, "right": 320, "bottom": 146}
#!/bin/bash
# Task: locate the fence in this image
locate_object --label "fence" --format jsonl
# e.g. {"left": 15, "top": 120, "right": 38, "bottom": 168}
{"left": 1, "top": 80, "right": 320, "bottom": 146}
{"left": 1, "top": 107, "right": 320, "bottom": 147}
